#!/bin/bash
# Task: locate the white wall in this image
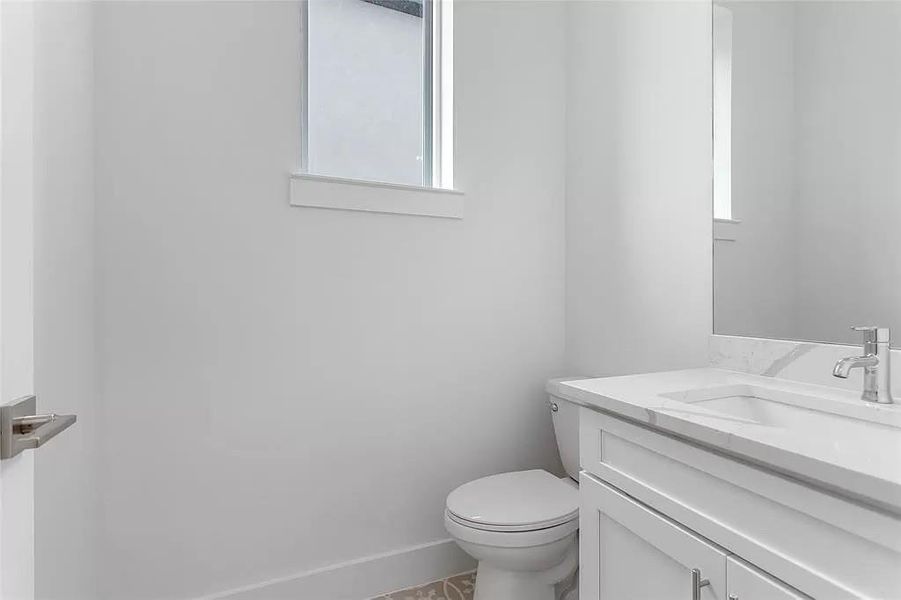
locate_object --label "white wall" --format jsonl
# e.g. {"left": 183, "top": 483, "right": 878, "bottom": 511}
{"left": 32, "top": 4, "right": 99, "bottom": 600}
{"left": 713, "top": 1, "right": 798, "bottom": 341}
{"left": 308, "top": 0, "right": 425, "bottom": 185}
{"left": 564, "top": 1, "right": 712, "bottom": 377}
{"left": 93, "top": 1, "right": 566, "bottom": 598}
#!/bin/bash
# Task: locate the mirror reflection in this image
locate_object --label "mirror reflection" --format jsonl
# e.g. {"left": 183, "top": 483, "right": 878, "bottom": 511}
{"left": 712, "top": 1, "right": 901, "bottom": 347}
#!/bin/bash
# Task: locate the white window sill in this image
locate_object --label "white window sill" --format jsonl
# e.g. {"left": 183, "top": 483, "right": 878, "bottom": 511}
{"left": 290, "top": 173, "right": 464, "bottom": 219}
{"left": 714, "top": 216, "right": 741, "bottom": 242}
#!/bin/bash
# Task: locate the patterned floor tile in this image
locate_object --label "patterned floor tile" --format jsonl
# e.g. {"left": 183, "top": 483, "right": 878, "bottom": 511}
{"left": 374, "top": 571, "right": 476, "bottom": 600}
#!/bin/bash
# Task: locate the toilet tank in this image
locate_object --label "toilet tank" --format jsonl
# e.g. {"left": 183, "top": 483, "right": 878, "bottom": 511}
{"left": 547, "top": 379, "right": 583, "bottom": 481}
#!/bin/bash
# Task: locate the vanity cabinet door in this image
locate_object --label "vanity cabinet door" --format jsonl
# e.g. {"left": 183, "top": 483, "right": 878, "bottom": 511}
{"left": 726, "top": 556, "right": 811, "bottom": 600}
{"left": 580, "top": 472, "right": 728, "bottom": 600}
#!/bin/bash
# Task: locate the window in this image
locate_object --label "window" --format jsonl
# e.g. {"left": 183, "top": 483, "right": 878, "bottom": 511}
{"left": 300, "top": 0, "right": 453, "bottom": 189}
{"left": 713, "top": 4, "right": 733, "bottom": 221}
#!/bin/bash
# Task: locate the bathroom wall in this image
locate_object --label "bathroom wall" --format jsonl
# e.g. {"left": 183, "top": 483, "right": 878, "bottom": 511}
{"left": 93, "top": 1, "right": 566, "bottom": 598}
{"left": 32, "top": 2, "right": 99, "bottom": 599}
{"left": 564, "top": 1, "right": 712, "bottom": 377}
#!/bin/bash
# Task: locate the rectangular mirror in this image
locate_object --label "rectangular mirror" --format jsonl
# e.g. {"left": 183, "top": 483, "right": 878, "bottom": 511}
{"left": 712, "top": 1, "right": 901, "bottom": 347}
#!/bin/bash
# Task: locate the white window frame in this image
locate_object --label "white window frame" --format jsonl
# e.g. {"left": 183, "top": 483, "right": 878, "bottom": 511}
{"left": 292, "top": 0, "right": 458, "bottom": 218}
{"left": 427, "top": 0, "right": 454, "bottom": 190}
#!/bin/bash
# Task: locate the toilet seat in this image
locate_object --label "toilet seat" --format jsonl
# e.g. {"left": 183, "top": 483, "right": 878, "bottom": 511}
{"left": 445, "top": 509, "right": 579, "bottom": 549}
{"left": 445, "top": 470, "right": 579, "bottom": 538}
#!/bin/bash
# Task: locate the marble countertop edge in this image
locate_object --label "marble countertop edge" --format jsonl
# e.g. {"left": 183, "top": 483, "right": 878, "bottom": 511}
{"left": 550, "top": 368, "right": 901, "bottom": 514}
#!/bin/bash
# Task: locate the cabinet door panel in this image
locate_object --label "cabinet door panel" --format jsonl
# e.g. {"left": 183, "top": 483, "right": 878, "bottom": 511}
{"left": 727, "top": 556, "right": 811, "bottom": 600}
{"left": 581, "top": 472, "right": 728, "bottom": 600}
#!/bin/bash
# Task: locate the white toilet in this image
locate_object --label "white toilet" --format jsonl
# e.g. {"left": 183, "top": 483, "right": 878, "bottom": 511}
{"left": 445, "top": 387, "right": 581, "bottom": 600}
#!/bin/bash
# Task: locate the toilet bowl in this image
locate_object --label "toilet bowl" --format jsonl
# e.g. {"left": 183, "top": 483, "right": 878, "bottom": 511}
{"left": 445, "top": 469, "right": 579, "bottom": 600}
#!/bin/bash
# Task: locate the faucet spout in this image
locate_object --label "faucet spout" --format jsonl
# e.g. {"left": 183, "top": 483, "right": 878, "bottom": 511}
{"left": 833, "top": 327, "right": 893, "bottom": 404}
{"left": 832, "top": 355, "right": 879, "bottom": 379}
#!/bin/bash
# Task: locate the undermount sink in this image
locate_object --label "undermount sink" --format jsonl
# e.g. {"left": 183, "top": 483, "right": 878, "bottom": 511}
{"left": 663, "top": 384, "right": 901, "bottom": 450}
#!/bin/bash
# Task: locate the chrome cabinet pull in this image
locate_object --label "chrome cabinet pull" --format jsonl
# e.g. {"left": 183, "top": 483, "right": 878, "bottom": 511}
{"left": 729, "top": 595, "right": 739, "bottom": 600}
{"left": 691, "top": 568, "right": 710, "bottom": 600}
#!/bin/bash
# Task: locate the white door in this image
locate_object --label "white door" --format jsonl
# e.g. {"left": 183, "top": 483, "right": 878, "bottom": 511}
{"left": 1, "top": 2, "right": 37, "bottom": 598}
{"left": 1, "top": 4, "right": 80, "bottom": 596}
{"left": 580, "top": 472, "right": 728, "bottom": 600}
{"left": 726, "top": 556, "right": 811, "bottom": 600}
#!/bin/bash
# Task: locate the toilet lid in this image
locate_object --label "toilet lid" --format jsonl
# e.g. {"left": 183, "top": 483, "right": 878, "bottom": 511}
{"left": 446, "top": 470, "right": 579, "bottom": 532}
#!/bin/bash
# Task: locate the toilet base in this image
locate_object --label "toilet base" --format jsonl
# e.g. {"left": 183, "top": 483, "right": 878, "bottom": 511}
{"left": 463, "top": 534, "right": 578, "bottom": 600}
{"left": 473, "top": 563, "right": 566, "bottom": 600}
{"left": 444, "top": 504, "right": 579, "bottom": 600}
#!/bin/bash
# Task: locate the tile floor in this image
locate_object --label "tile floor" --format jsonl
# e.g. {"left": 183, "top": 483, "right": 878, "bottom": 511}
{"left": 374, "top": 572, "right": 476, "bottom": 600}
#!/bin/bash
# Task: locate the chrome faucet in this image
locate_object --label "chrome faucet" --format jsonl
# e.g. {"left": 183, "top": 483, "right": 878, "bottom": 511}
{"left": 833, "top": 326, "right": 894, "bottom": 404}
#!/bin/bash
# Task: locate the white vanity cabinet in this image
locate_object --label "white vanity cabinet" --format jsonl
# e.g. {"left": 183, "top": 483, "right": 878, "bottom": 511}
{"left": 726, "top": 556, "right": 808, "bottom": 600}
{"left": 581, "top": 472, "right": 727, "bottom": 600}
{"left": 580, "top": 473, "right": 808, "bottom": 600}
{"left": 577, "top": 406, "right": 901, "bottom": 600}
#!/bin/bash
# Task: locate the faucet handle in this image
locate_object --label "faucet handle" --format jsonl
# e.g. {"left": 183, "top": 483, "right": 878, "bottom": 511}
{"left": 851, "top": 326, "right": 890, "bottom": 344}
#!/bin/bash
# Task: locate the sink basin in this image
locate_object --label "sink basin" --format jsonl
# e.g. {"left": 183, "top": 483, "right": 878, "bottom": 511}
{"left": 662, "top": 384, "right": 901, "bottom": 451}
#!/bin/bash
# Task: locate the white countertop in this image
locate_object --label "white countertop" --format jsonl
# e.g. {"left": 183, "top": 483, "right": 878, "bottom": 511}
{"left": 549, "top": 368, "right": 901, "bottom": 513}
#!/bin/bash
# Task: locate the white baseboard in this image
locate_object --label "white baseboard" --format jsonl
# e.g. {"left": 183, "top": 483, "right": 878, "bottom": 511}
{"left": 198, "top": 539, "right": 475, "bottom": 600}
